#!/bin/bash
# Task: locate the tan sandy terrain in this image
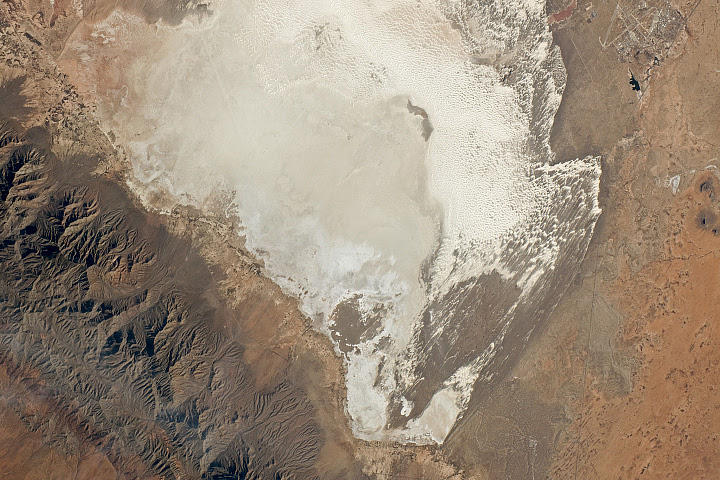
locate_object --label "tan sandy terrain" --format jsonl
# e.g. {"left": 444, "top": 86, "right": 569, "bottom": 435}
{"left": 451, "top": 0, "right": 720, "bottom": 478}
{"left": 548, "top": 0, "right": 720, "bottom": 477}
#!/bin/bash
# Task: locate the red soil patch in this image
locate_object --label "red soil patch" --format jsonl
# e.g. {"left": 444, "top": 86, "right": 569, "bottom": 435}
{"left": 548, "top": 0, "right": 578, "bottom": 24}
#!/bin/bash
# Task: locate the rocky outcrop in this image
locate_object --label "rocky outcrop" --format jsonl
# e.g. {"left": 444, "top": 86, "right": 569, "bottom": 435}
{"left": 0, "top": 119, "right": 322, "bottom": 479}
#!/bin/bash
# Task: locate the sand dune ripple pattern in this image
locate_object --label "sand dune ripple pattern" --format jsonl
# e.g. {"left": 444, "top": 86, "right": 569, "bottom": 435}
{"left": 64, "top": 0, "right": 602, "bottom": 443}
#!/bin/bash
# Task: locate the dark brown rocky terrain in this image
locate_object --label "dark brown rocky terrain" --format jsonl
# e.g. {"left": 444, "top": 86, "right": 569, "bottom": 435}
{"left": 0, "top": 117, "right": 329, "bottom": 478}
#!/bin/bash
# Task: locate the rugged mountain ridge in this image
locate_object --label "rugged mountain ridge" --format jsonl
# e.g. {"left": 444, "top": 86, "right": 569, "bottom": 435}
{"left": 0, "top": 118, "right": 323, "bottom": 479}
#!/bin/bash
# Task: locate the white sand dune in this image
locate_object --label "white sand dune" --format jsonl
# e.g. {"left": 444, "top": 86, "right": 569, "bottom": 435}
{"left": 64, "top": 0, "right": 600, "bottom": 444}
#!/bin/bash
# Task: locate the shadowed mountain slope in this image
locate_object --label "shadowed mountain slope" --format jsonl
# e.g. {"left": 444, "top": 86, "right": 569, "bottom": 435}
{"left": 0, "top": 119, "right": 323, "bottom": 479}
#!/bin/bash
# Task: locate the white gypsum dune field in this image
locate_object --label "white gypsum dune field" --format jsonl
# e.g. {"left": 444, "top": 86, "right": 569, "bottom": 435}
{"left": 63, "top": 0, "right": 601, "bottom": 444}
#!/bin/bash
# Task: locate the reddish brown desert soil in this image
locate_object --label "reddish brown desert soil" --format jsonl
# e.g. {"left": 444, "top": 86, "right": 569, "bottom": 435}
{"left": 549, "top": 0, "right": 720, "bottom": 477}
{"left": 444, "top": 1, "right": 720, "bottom": 478}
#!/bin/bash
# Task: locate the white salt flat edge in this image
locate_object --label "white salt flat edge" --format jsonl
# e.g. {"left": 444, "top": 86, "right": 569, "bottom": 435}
{"left": 67, "top": 0, "right": 602, "bottom": 444}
